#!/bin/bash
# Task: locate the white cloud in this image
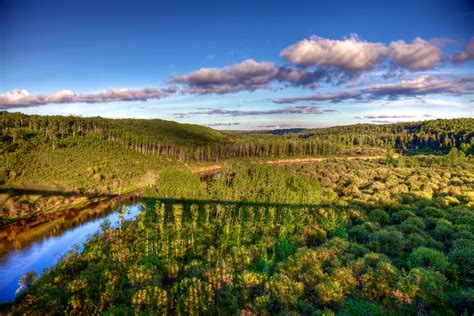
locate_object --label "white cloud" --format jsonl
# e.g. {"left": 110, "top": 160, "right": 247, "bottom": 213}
{"left": 273, "top": 75, "right": 474, "bottom": 104}
{"left": 280, "top": 34, "right": 388, "bottom": 74}
{"left": 389, "top": 37, "right": 444, "bottom": 70}
{"left": 452, "top": 37, "right": 474, "bottom": 63}
{"left": 0, "top": 88, "right": 168, "bottom": 109}
{"left": 172, "top": 59, "right": 278, "bottom": 94}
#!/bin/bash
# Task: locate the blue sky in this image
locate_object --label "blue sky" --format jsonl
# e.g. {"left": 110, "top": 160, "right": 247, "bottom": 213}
{"left": 1, "top": 0, "right": 473, "bottom": 129}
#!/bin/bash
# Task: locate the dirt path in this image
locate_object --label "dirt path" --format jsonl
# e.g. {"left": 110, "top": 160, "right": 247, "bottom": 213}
{"left": 265, "top": 155, "right": 384, "bottom": 165}
{"left": 195, "top": 155, "right": 384, "bottom": 175}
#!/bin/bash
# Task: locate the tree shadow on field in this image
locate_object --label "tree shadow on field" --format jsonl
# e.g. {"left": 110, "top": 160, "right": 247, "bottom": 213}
{"left": 0, "top": 188, "right": 118, "bottom": 199}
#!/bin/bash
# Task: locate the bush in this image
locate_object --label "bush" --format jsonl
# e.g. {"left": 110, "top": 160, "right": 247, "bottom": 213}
{"left": 266, "top": 274, "right": 304, "bottom": 311}
{"left": 405, "top": 233, "right": 427, "bottom": 251}
{"left": 393, "top": 268, "right": 447, "bottom": 312}
{"left": 390, "top": 210, "right": 416, "bottom": 225}
{"left": 408, "top": 247, "right": 449, "bottom": 272}
{"left": 369, "top": 209, "right": 389, "bottom": 225}
{"left": 422, "top": 207, "right": 447, "bottom": 219}
{"left": 349, "top": 225, "right": 371, "bottom": 243}
{"left": 209, "top": 164, "right": 323, "bottom": 204}
{"left": 449, "top": 287, "right": 474, "bottom": 314}
{"left": 339, "top": 297, "right": 384, "bottom": 316}
{"left": 449, "top": 239, "right": 474, "bottom": 280}
{"left": 368, "top": 230, "right": 404, "bottom": 257}
{"left": 154, "top": 167, "right": 205, "bottom": 199}
{"left": 352, "top": 253, "right": 398, "bottom": 300}
{"left": 431, "top": 223, "right": 455, "bottom": 246}
{"left": 399, "top": 217, "right": 426, "bottom": 234}
{"left": 274, "top": 235, "right": 294, "bottom": 262}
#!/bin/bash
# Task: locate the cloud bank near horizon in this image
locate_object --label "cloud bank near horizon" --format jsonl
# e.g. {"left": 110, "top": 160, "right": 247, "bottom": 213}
{"left": 173, "top": 105, "right": 326, "bottom": 118}
{"left": 273, "top": 75, "right": 474, "bottom": 104}
{"left": 0, "top": 87, "right": 173, "bottom": 109}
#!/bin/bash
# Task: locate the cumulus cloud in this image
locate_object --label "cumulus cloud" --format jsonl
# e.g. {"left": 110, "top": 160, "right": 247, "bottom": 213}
{"left": 275, "top": 67, "right": 326, "bottom": 87}
{"left": 0, "top": 87, "right": 168, "bottom": 109}
{"left": 172, "top": 59, "right": 278, "bottom": 94}
{"left": 173, "top": 105, "right": 325, "bottom": 118}
{"left": 172, "top": 59, "right": 334, "bottom": 93}
{"left": 452, "top": 37, "right": 474, "bottom": 63}
{"left": 273, "top": 90, "right": 361, "bottom": 104}
{"left": 280, "top": 35, "right": 448, "bottom": 76}
{"left": 280, "top": 34, "right": 388, "bottom": 74}
{"left": 362, "top": 76, "right": 459, "bottom": 99}
{"left": 170, "top": 35, "right": 468, "bottom": 95}
{"left": 389, "top": 37, "right": 445, "bottom": 70}
{"left": 273, "top": 75, "right": 474, "bottom": 104}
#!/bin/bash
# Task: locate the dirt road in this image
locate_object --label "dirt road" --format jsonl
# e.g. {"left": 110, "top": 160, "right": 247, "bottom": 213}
{"left": 195, "top": 155, "right": 384, "bottom": 175}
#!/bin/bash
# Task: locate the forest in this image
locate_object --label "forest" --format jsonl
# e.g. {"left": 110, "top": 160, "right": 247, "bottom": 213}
{"left": 2, "top": 112, "right": 473, "bottom": 162}
{"left": 0, "top": 113, "right": 473, "bottom": 314}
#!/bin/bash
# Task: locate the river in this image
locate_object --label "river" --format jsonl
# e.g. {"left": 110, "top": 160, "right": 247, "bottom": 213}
{"left": 0, "top": 200, "right": 143, "bottom": 303}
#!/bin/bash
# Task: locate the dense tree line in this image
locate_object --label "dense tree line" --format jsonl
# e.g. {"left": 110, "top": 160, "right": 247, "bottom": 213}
{"left": 2, "top": 112, "right": 472, "bottom": 162}
{"left": 295, "top": 118, "right": 474, "bottom": 155}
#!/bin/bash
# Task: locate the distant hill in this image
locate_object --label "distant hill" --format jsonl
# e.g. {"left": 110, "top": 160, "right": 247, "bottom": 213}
{"left": 1, "top": 112, "right": 473, "bottom": 160}
{"left": 0, "top": 112, "right": 229, "bottom": 148}
{"left": 284, "top": 118, "right": 474, "bottom": 155}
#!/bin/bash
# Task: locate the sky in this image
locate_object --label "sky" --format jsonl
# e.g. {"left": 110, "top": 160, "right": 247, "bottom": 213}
{"left": 1, "top": 0, "right": 473, "bottom": 130}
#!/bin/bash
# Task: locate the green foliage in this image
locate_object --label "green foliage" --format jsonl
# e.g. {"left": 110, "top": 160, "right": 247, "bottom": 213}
{"left": 408, "top": 247, "right": 449, "bottom": 272}
{"left": 393, "top": 268, "right": 447, "bottom": 312}
{"left": 154, "top": 167, "right": 205, "bottom": 199}
{"left": 266, "top": 273, "right": 304, "bottom": 311}
{"left": 273, "top": 235, "right": 294, "bottom": 262}
{"left": 2, "top": 128, "right": 474, "bottom": 315}
{"left": 208, "top": 163, "right": 323, "bottom": 204}
{"left": 437, "top": 147, "right": 467, "bottom": 166}
{"left": 449, "top": 287, "right": 474, "bottom": 314}
{"left": 349, "top": 224, "right": 372, "bottom": 243}
{"left": 3, "top": 113, "right": 473, "bottom": 165}
{"left": 0, "top": 133, "right": 170, "bottom": 219}
{"left": 320, "top": 208, "right": 347, "bottom": 238}
{"left": 300, "top": 118, "right": 474, "bottom": 154}
{"left": 368, "top": 229, "right": 404, "bottom": 257}
{"left": 399, "top": 217, "right": 426, "bottom": 234}
{"left": 449, "top": 239, "right": 474, "bottom": 281}
{"left": 339, "top": 297, "right": 384, "bottom": 316}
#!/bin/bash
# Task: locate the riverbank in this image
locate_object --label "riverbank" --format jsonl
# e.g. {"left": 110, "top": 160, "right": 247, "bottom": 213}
{"left": 0, "top": 188, "right": 142, "bottom": 226}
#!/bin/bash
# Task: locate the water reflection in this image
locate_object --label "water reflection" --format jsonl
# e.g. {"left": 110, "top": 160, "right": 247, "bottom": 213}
{"left": 0, "top": 201, "right": 142, "bottom": 303}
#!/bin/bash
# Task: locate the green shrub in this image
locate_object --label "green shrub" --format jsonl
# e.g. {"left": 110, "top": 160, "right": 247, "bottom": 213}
{"left": 154, "top": 167, "right": 205, "bottom": 199}
{"left": 368, "top": 230, "right": 404, "bottom": 257}
{"left": 449, "top": 239, "right": 474, "bottom": 280}
{"left": 339, "top": 297, "right": 384, "bottom": 316}
{"left": 399, "top": 217, "right": 426, "bottom": 234}
{"left": 449, "top": 287, "right": 474, "bottom": 314}
{"left": 408, "top": 247, "right": 449, "bottom": 272}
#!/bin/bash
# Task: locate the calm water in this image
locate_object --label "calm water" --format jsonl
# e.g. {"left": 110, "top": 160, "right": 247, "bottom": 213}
{"left": 0, "top": 202, "right": 142, "bottom": 303}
